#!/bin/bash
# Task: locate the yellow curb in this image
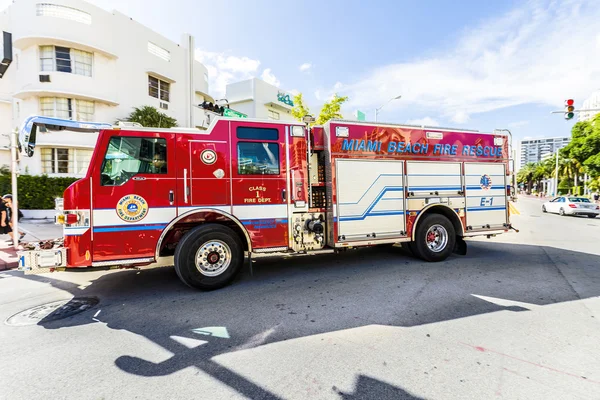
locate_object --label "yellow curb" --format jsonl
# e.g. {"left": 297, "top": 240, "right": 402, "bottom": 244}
{"left": 508, "top": 202, "right": 520, "bottom": 215}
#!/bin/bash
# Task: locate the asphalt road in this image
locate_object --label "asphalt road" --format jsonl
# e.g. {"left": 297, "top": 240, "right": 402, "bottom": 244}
{"left": 1, "top": 197, "right": 599, "bottom": 400}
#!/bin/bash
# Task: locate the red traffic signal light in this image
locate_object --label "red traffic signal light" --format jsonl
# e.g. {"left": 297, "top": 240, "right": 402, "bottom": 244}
{"left": 564, "top": 99, "right": 575, "bottom": 120}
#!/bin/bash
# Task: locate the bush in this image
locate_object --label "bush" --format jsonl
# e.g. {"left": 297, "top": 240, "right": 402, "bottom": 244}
{"left": 0, "top": 173, "right": 78, "bottom": 209}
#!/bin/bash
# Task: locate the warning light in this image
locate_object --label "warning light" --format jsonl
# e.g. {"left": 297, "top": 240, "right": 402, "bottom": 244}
{"left": 564, "top": 99, "right": 575, "bottom": 120}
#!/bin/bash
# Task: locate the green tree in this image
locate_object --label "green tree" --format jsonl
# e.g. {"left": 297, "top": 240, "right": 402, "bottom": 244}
{"left": 121, "top": 106, "right": 178, "bottom": 128}
{"left": 291, "top": 93, "right": 311, "bottom": 123}
{"left": 291, "top": 92, "right": 349, "bottom": 125}
{"left": 316, "top": 94, "right": 349, "bottom": 125}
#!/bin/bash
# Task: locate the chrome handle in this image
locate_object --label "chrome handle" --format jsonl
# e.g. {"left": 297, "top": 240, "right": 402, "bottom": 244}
{"left": 169, "top": 190, "right": 174, "bottom": 205}
{"left": 183, "top": 169, "right": 189, "bottom": 203}
{"left": 132, "top": 176, "right": 146, "bottom": 181}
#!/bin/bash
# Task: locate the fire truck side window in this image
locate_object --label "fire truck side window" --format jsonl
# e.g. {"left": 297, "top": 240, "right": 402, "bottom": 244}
{"left": 100, "top": 136, "right": 168, "bottom": 186}
{"left": 237, "top": 142, "right": 280, "bottom": 175}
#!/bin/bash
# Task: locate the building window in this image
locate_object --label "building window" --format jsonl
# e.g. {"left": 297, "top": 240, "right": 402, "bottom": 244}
{"left": 39, "top": 45, "right": 93, "bottom": 77}
{"left": 204, "top": 73, "right": 208, "bottom": 83}
{"left": 147, "top": 42, "right": 171, "bottom": 62}
{"left": 148, "top": 76, "right": 170, "bottom": 102}
{"left": 41, "top": 148, "right": 93, "bottom": 175}
{"left": 36, "top": 3, "right": 92, "bottom": 24}
{"left": 40, "top": 97, "right": 95, "bottom": 121}
{"left": 268, "top": 110, "right": 280, "bottom": 120}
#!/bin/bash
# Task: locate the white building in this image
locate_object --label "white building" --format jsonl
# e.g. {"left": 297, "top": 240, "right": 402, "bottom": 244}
{"left": 579, "top": 89, "right": 600, "bottom": 122}
{"left": 0, "top": 0, "right": 213, "bottom": 176}
{"left": 226, "top": 78, "right": 296, "bottom": 122}
{"left": 519, "top": 137, "right": 570, "bottom": 168}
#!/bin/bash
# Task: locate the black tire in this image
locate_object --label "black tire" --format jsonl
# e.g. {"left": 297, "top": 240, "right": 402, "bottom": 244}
{"left": 174, "top": 224, "right": 244, "bottom": 290}
{"left": 404, "top": 241, "right": 418, "bottom": 257}
{"left": 588, "top": 215, "right": 597, "bottom": 219}
{"left": 559, "top": 208, "right": 566, "bottom": 216}
{"left": 412, "top": 214, "right": 456, "bottom": 262}
{"left": 542, "top": 205, "right": 547, "bottom": 213}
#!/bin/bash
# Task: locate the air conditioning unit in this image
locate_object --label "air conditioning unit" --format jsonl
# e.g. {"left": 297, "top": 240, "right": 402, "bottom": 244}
{"left": 39, "top": 75, "right": 51, "bottom": 82}
{"left": 160, "top": 102, "right": 168, "bottom": 110}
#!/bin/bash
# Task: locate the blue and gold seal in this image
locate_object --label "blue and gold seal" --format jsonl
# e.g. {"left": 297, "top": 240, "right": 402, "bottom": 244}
{"left": 116, "top": 194, "right": 149, "bottom": 222}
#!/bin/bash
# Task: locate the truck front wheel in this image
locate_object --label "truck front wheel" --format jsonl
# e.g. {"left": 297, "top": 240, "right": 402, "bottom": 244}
{"left": 174, "top": 224, "right": 244, "bottom": 290}
{"left": 412, "top": 214, "right": 456, "bottom": 262}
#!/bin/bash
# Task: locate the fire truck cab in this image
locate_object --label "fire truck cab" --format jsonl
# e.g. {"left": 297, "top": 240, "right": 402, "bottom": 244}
{"left": 18, "top": 115, "right": 513, "bottom": 290}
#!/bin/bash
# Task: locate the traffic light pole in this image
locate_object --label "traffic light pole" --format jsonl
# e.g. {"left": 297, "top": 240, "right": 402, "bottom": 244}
{"left": 550, "top": 108, "right": 600, "bottom": 114}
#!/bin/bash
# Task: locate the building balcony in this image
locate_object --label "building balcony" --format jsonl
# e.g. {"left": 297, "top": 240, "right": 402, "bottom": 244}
{"left": 13, "top": 72, "right": 119, "bottom": 106}
{"left": 9, "top": 1, "right": 119, "bottom": 59}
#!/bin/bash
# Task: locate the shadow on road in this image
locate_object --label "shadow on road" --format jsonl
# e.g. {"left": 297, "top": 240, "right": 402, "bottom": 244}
{"left": 11, "top": 240, "right": 600, "bottom": 399}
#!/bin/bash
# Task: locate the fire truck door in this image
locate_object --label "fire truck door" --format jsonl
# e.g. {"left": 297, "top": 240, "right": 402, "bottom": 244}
{"left": 230, "top": 121, "right": 288, "bottom": 249}
{"left": 184, "top": 140, "right": 230, "bottom": 209}
{"left": 464, "top": 163, "right": 508, "bottom": 229}
{"left": 91, "top": 132, "right": 178, "bottom": 262}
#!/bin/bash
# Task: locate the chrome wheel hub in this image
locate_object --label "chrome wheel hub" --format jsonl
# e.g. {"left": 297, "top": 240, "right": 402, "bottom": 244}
{"left": 425, "top": 224, "right": 448, "bottom": 253}
{"left": 195, "top": 240, "right": 231, "bottom": 277}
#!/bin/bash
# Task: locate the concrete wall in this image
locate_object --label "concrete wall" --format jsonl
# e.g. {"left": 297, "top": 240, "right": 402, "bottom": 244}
{"left": 226, "top": 78, "right": 295, "bottom": 121}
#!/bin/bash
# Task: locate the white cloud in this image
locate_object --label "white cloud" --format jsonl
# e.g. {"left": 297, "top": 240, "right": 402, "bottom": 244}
{"left": 339, "top": 1, "right": 600, "bottom": 123}
{"left": 299, "top": 63, "right": 312, "bottom": 72}
{"left": 260, "top": 68, "right": 281, "bottom": 87}
{"left": 508, "top": 120, "right": 530, "bottom": 128}
{"left": 407, "top": 117, "right": 440, "bottom": 126}
{"left": 195, "top": 49, "right": 261, "bottom": 97}
{"left": 289, "top": 89, "right": 300, "bottom": 96}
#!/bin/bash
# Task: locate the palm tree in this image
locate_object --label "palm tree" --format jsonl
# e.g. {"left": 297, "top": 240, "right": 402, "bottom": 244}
{"left": 119, "top": 106, "right": 178, "bottom": 128}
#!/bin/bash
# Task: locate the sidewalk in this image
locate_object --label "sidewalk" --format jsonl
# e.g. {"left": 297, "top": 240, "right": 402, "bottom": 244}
{"left": 0, "top": 219, "right": 62, "bottom": 271}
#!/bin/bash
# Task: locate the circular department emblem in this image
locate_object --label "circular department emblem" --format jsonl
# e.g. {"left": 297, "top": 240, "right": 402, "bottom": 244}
{"left": 480, "top": 174, "right": 493, "bottom": 190}
{"left": 116, "top": 194, "right": 149, "bottom": 222}
{"left": 201, "top": 149, "right": 217, "bottom": 165}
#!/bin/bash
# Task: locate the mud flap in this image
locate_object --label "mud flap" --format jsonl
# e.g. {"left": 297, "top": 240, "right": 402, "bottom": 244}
{"left": 453, "top": 237, "right": 467, "bottom": 256}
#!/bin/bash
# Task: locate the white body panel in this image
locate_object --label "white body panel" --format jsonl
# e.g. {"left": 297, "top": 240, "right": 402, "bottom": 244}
{"left": 406, "top": 162, "right": 462, "bottom": 195}
{"left": 336, "top": 159, "right": 405, "bottom": 241}
{"left": 464, "top": 163, "right": 508, "bottom": 229}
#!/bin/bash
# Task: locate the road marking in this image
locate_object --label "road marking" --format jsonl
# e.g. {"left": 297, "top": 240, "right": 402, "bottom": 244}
{"left": 508, "top": 202, "right": 520, "bottom": 215}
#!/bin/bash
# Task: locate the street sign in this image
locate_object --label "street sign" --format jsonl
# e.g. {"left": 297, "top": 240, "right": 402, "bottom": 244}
{"left": 354, "top": 110, "right": 366, "bottom": 121}
{"left": 223, "top": 108, "right": 247, "bottom": 118}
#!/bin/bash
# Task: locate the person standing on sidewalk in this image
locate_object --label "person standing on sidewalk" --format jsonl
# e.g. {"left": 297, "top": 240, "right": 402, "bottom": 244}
{"left": 2, "top": 195, "right": 25, "bottom": 243}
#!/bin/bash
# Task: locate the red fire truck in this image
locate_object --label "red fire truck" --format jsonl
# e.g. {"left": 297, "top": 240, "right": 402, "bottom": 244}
{"left": 18, "top": 115, "right": 514, "bottom": 290}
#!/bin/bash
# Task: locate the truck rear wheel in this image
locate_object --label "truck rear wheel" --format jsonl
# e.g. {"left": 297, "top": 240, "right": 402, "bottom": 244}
{"left": 174, "top": 224, "right": 244, "bottom": 290}
{"left": 412, "top": 214, "right": 456, "bottom": 262}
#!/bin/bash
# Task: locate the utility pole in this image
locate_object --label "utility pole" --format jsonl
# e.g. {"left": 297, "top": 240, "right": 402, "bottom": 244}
{"left": 10, "top": 127, "right": 19, "bottom": 249}
{"left": 554, "top": 151, "right": 559, "bottom": 197}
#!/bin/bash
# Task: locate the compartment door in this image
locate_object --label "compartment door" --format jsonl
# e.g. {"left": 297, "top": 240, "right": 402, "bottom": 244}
{"left": 336, "top": 159, "right": 405, "bottom": 241}
{"left": 464, "top": 163, "right": 508, "bottom": 229}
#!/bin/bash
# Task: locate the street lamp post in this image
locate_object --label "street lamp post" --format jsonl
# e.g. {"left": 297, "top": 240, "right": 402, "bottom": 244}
{"left": 375, "top": 95, "right": 402, "bottom": 122}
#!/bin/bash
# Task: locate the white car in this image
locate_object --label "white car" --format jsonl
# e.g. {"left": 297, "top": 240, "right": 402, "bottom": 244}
{"left": 542, "top": 196, "right": 599, "bottom": 218}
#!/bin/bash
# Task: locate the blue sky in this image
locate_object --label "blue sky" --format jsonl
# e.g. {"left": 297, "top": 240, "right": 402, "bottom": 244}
{"left": 2, "top": 0, "right": 599, "bottom": 142}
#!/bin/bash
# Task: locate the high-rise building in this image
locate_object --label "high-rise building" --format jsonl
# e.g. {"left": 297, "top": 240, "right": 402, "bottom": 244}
{"left": 579, "top": 89, "right": 600, "bottom": 122}
{"left": 519, "top": 137, "right": 571, "bottom": 168}
{"left": 0, "top": 0, "right": 213, "bottom": 175}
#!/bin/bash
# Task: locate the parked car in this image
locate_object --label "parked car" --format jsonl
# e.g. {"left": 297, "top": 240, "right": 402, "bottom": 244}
{"left": 542, "top": 196, "right": 599, "bottom": 218}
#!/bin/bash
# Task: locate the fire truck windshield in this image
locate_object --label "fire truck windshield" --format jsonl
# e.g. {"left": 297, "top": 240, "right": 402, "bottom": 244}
{"left": 100, "top": 136, "right": 167, "bottom": 186}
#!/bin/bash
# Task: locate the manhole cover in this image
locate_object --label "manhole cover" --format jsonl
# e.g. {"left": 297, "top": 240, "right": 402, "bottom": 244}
{"left": 5, "top": 297, "right": 99, "bottom": 326}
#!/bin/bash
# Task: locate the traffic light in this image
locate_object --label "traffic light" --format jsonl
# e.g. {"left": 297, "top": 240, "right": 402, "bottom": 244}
{"left": 564, "top": 99, "right": 575, "bottom": 120}
{"left": 198, "top": 101, "right": 225, "bottom": 115}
